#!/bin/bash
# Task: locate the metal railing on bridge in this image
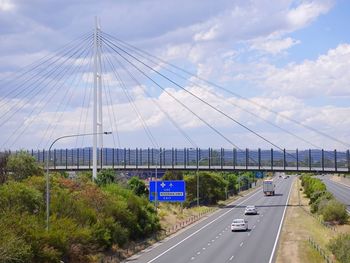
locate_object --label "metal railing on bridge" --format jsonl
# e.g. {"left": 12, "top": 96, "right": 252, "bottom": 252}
{"left": 7, "top": 148, "right": 350, "bottom": 173}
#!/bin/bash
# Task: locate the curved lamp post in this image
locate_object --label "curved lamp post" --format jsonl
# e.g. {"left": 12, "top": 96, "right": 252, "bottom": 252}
{"left": 46, "top": 131, "right": 111, "bottom": 231}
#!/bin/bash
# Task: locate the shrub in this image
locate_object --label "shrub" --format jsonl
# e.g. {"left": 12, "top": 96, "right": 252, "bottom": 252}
{"left": 7, "top": 151, "right": 43, "bottom": 180}
{"left": 310, "top": 191, "right": 333, "bottom": 213}
{"left": 96, "top": 169, "right": 116, "bottom": 186}
{"left": 128, "top": 177, "right": 148, "bottom": 196}
{"left": 0, "top": 224, "right": 33, "bottom": 263}
{"left": 92, "top": 217, "right": 129, "bottom": 248}
{"left": 300, "top": 175, "right": 326, "bottom": 198}
{"left": 0, "top": 181, "right": 44, "bottom": 214}
{"left": 0, "top": 168, "right": 161, "bottom": 262}
{"left": 328, "top": 234, "right": 350, "bottom": 263}
{"left": 319, "top": 199, "right": 348, "bottom": 224}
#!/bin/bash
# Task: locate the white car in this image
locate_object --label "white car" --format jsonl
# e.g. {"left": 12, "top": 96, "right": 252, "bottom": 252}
{"left": 231, "top": 219, "right": 248, "bottom": 232}
{"left": 244, "top": 205, "right": 258, "bottom": 215}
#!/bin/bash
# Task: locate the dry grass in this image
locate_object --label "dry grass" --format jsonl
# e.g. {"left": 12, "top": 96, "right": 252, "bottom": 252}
{"left": 275, "top": 178, "right": 337, "bottom": 263}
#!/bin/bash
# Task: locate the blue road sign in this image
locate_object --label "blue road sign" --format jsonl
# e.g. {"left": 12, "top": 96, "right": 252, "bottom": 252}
{"left": 255, "top": 171, "right": 264, "bottom": 178}
{"left": 149, "top": 180, "right": 186, "bottom": 202}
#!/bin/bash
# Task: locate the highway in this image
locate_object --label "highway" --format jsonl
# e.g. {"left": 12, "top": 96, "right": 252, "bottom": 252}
{"left": 125, "top": 177, "right": 293, "bottom": 263}
{"left": 319, "top": 176, "right": 350, "bottom": 212}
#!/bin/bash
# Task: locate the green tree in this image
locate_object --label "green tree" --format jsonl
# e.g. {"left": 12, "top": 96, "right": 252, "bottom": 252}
{"left": 163, "top": 170, "right": 184, "bottom": 180}
{"left": 6, "top": 151, "right": 43, "bottom": 181}
{"left": 96, "top": 169, "right": 115, "bottom": 186}
{"left": 128, "top": 177, "right": 148, "bottom": 196}
{"left": 0, "top": 152, "right": 9, "bottom": 184}
{"left": 184, "top": 171, "right": 226, "bottom": 206}
{"left": 222, "top": 173, "right": 238, "bottom": 195}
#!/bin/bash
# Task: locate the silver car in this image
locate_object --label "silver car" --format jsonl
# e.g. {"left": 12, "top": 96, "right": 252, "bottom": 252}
{"left": 231, "top": 219, "right": 248, "bottom": 231}
{"left": 244, "top": 205, "right": 258, "bottom": 215}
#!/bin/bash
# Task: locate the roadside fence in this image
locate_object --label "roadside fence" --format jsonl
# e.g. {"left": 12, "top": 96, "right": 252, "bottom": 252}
{"left": 308, "top": 237, "right": 334, "bottom": 263}
{"left": 165, "top": 207, "right": 216, "bottom": 235}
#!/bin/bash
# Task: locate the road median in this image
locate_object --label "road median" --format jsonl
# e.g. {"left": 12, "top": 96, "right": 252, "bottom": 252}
{"left": 275, "top": 177, "right": 337, "bottom": 263}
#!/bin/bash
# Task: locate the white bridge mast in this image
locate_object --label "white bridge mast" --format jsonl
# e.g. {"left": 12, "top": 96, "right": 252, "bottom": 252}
{"left": 93, "top": 17, "right": 103, "bottom": 180}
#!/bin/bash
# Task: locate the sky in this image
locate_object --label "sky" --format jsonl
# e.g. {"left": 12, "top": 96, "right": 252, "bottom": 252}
{"left": 0, "top": 0, "right": 349, "bottom": 151}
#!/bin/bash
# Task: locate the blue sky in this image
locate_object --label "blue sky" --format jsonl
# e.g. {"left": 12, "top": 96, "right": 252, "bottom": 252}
{"left": 0, "top": 0, "right": 349, "bottom": 150}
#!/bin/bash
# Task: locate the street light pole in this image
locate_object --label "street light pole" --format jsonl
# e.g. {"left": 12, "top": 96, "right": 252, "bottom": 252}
{"left": 46, "top": 131, "right": 111, "bottom": 231}
{"left": 154, "top": 148, "right": 165, "bottom": 210}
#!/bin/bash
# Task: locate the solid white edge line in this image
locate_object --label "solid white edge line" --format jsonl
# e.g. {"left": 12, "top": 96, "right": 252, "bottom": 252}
{"left": 323, "top": 178, "right": 350, "bottom": 214}
{"left": 145, "top": 187, "right": 262, "bottom": 263}
{"left": 268, "top": 178, "right": 294, "bottom": 263}
{"left": 326, "top": 177, "right": 350, "bottom": 189}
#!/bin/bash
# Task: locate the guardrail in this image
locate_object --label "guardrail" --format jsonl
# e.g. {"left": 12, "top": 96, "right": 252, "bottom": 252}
{"left": 165, "top": 207, "right": 216, "bottom": 235}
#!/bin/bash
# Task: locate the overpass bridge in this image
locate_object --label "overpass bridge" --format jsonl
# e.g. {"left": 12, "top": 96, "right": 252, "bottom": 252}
{"left": 14, "top": 147, "right": 350, "bottom": 173}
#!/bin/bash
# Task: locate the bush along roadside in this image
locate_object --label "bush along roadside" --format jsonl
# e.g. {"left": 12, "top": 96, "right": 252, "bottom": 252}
{"left": 301, "top": 174, "right": 350, "bottom": 263}
{"left": 300, "top": 174, "right": 348, "bottom": 225}
{"left": 327, "top": 234, "right": 350, "bottom": 263}
{"left": 0, "top": 151, "right": 161, "bottom": 263}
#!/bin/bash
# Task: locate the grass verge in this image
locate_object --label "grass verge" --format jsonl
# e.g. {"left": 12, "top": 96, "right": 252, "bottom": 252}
{"left": 275, "top": 177, "right": 337, "bottom": 263}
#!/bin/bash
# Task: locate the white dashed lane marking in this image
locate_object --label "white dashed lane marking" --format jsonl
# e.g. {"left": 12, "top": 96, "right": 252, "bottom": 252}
{"left": 229, "top": 255, "right": 234, "bottom": 261}
{"left": 240, "top": 242, "right": 244, "bottom": 247}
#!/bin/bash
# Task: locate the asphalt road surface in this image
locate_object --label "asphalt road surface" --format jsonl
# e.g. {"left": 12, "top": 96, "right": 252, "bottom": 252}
{"left": 319, "top": 176, "right": 350, "bottom": 212}
{"left": 125, "top": 176, "right": 294, "bottom": 263}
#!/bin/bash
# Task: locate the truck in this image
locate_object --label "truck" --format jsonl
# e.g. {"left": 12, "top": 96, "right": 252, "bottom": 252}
{"left": 263, "top": 179, "right": 275, "bottom": 196}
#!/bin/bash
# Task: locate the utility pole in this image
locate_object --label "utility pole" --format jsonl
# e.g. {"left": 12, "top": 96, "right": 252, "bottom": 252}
{"left": 93, "top": 17, "right": 103, "bottom": 181}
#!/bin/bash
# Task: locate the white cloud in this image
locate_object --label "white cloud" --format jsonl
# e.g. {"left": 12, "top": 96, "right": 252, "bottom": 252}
{"left": 263, "top": 44, "right": 350, "bottom": 98}
{"left": 251, "top": 37, "right": 300, "bottom": 54}
{"left": 2, "top": 80, "right": 349, "bottom": 150}
{"left": 1, "top": 0, "right": 348, "bottom": 151}
{"left": 286, "top": 1, "right": 332, "bottom": 30}
{"left": 0, "top": 0, "right": 15, "bottom": 11}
